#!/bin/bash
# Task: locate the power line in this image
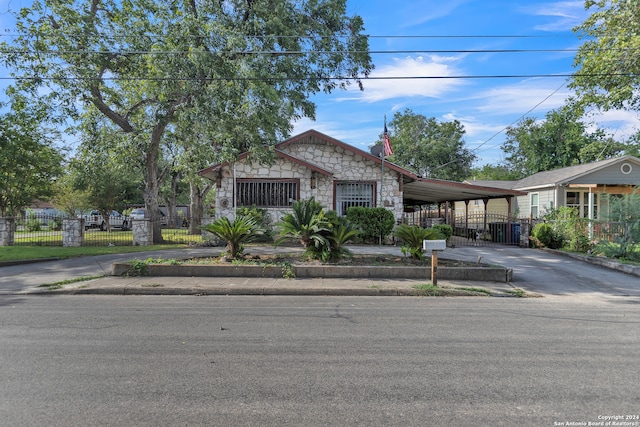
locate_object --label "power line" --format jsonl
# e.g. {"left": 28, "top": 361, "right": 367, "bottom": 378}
{"left": 0, "top": 73, "right": 629, "bottom": 82}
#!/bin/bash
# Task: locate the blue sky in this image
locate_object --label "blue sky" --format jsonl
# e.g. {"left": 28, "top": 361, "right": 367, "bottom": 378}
{"left": 1, "top": 1, "right": 637, "bottom": 167}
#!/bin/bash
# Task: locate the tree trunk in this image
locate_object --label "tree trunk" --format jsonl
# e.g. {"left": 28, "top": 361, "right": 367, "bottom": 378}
{"left": 189, "top": 182, "right": 204, "bottom": 235}
{"left": 145, "top": 126, "right": 164, "bottom": 244}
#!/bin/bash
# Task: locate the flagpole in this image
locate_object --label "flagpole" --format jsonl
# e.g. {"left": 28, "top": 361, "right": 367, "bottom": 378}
{"left": 380, "top": 115, "right": 386, "bottom": 208}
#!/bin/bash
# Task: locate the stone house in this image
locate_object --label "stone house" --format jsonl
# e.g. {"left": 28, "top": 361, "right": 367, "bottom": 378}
{"left": 199, "top": 130, "right": 523, "bottom": 227}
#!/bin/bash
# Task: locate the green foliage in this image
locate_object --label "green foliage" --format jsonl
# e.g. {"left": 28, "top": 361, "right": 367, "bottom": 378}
{"left": 24, "top": 214, "right": 42, "bottom": 232}
{"left": 276, "top": 198, "right": 360, "bottom": 262}
{"left": 544, "top": 207, "right": 592, "bottom": 253}
{"left": 595, "top": 189, "right": 640, "bottom": 260}
{"left": 531, "top": 223, "right": 563, "bottom": 249}
{"left": 571, "top": 0, "right": 640, "bottom": 112}
{"left": 502, "top": 107, "right": 624, "bottom": 177}
{"left": 276, "top": 197, "right": 329, "bottom": 250}
{"left": 385, "top": 109, "right": 476, "bottom": 181}
{"left": 202, "top": 216, "right": 264, "bottom": 260}
{"left": 346, "top": 206, "right": 395, "bottom": 243}
{"left": 4, "top": 0, "right": 373, "bottom": 235}
{"left": 126, "top": 259, "right": 149, "bottom": 277}
{"left": 237, "top": 205, "right": 273, "bottom": 242}
{"left": 432, "top": 224, "right": 453, "bottom": 241}
{"left": 394, "top": 224, "right": 445, "bottom": 260}
{"left": 0, "top": 93, "right": 64, "bottom": 216}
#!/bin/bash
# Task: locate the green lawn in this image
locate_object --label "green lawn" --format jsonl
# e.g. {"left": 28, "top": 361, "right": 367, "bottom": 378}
{"left": 0, "top": 243, "right": 199, "bottom": 263}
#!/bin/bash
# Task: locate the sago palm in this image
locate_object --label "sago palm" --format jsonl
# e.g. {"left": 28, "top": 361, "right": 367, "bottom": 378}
{"left": 202, "top": 216, "right": 263, "bottom": 260}
{"left": 394, "top": 224, "right": 445, "bottom": 260}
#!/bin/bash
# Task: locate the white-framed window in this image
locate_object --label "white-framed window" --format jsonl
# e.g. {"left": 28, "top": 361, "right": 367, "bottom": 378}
{"left": 335, "top": 181, "right": 375, "bottom": 216}
{"left": 530, "top": 193, "right": 539, "bottom": 218}
{"left": 566, "top": 190, "right": 598, "bottom": 218}
{"left": 236, "top": 179, "right": 299, "bottom": 207}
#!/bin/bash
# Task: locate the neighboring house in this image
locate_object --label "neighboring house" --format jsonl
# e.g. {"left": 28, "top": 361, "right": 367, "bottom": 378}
{"left": 461, "top": 155, "right": 640, "bottom": 221}
{"left": 199, "top": 130, "right": 523, "bottom": 227}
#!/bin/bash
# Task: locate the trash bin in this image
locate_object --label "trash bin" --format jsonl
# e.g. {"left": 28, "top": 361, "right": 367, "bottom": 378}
{"left": 510, "top": 223, "right": 521, "bottom": 244}
{"left": 488, "top": 223, "right": 507, "bottom": 243}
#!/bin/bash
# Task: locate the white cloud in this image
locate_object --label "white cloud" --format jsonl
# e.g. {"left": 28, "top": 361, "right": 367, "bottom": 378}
{"left": 342, "top": 56, "right": 466, "bottom": 103}
{"left": 519, "top": 1, "right": 588, "bottom": 32}
{"left": 470, "top": 78, "right": 571, "bottom": 115}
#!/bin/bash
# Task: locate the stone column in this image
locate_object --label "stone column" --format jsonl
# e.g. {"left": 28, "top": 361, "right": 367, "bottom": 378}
{"left": 132, "top": 219, "right": 154, "bottom": 246}
{"left": 62, "top": 218, "right": 85, "bottom": 247}
{"left": 0, "top": 217, "right": 16, "bottom": 246}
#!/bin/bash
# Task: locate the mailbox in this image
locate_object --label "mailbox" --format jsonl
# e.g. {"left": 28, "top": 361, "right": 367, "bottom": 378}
{"left": 422, "top": 239, "right": 446, "bottom": 251}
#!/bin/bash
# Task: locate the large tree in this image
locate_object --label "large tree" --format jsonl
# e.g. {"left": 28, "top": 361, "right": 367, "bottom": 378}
{"left": 0, "top": 94, "right": 64, "bottom": 217}
{"left": 385, "top": 109, "right": 475, "bottom": 181}
{"left": 3, "top": 0, "right": 373, "bottom": 242}
{"left": 571, "top": 0, "right": 640, "bottom": 111}
{"left": 501, "top": 106, "right": 625, "bottom": 177}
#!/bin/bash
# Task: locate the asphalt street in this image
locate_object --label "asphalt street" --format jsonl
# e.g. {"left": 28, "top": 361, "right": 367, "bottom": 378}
{"left": 1, "top": 296, "right": 638, "bottom": 426}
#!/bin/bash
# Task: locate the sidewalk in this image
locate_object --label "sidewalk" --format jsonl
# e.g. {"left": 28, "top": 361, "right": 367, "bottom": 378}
{"left": 5, "top": 245, "right": 523, "bottom": 297}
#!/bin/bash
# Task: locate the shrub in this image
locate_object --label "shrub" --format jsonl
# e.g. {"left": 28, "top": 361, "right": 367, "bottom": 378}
{"left": 531, "top": 223, "right": 563, "bottom": 249}
{"left": 237, "top": 205, "right": 273, "bottom": 242}
{"left": 25, "top": 215, "right": 42, "bottom": 232}
{"left": 346, "top": 206, "right": 395, "bottom": 244}
{"left": 394, "top": 224, "right": 445, "bottom": 260}
{"left": 201, "top": 216, "right": 264, "bottom": 260}
{"left": 276, "top": 198, "right": 360, "bottom": 262}
{"left": 432, "top": 224, "right": 453, "bottom": 241}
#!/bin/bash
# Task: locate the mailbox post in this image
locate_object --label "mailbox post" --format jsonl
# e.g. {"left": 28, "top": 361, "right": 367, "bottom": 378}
{"left": 422, "top": 239, "right": 447, "bottom": 286}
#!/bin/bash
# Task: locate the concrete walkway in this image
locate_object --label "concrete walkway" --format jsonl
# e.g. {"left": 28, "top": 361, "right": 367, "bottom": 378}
{"left": 1, "top": 245, "right": 520, "bottom": 297}
{"left": 2, "top": 244, "right": 639, "bottom": 298}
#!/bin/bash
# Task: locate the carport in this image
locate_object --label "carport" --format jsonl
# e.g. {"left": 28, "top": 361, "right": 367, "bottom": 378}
{"left": 400, "top": 176, "right": 527, "bottom": 245}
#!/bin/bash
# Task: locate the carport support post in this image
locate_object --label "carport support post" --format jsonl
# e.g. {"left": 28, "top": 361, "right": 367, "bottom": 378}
{"left": 431, "top": 250, "right": 439, "bottom": 286}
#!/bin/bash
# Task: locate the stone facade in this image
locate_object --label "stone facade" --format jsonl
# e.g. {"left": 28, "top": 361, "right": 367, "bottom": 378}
{"left": 0, "top": 217, "right": 16, "bottom": 246}
{"left": 213, "top": 132, "right": 404, "bottom": 222}
{"left": 62, "top": 219, "right": 85, "bottom": 247}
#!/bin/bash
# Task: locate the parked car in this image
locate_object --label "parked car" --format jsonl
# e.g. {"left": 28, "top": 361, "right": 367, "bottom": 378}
{"left": 129, "top": 208, "right": 167, "bottom": 226}
{"left": 81, "top": 210, "right": 130, "bottom": 231}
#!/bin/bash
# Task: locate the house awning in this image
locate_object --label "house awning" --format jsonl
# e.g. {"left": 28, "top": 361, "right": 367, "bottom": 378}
{"left": 402, "top": 178, "right": 526, "bottom": 205}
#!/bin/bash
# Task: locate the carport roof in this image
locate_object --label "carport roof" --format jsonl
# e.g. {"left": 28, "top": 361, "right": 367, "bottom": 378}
{"left": 402, "top": 178, "right": 526, "bottom": 205}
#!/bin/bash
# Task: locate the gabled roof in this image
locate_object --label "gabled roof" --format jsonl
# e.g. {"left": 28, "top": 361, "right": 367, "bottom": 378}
{"left": 513, "top": 155, "right": 640, "bottom": 190}
{"left": 276, "top": 129, "right": 419, "bottom": 179}
{"left": 198, "top": 146, "right": 333, "bottom": 180}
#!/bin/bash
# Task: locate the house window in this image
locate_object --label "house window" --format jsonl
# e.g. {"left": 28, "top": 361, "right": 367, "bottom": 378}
{"left": 335, "top": 182, "right": 375, "bottom": 216}
{"left": 530, "top": 193, "right": 539, "bottom": 218}
{"left": 236, "top": 179, "right": 299, "bottom": 207}
{"left": 566, "top": 191, "right": 598, "bottom": 218}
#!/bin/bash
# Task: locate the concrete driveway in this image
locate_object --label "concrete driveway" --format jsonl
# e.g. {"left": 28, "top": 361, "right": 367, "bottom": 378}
{"left": 439, "top": 245, "right": 640, "bottom": 298}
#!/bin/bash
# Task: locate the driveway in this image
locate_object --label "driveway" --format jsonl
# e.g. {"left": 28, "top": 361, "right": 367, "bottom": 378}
{"left": 440, "top": 245, "right": 640, "bottom": 298}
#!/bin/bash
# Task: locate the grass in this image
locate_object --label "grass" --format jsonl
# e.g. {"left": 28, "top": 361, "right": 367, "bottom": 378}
{"left": 38, "top": 274, "right": 106, "bottom": 290}
{"left": 0, "top": 244, "right": 193, "bottom": 262}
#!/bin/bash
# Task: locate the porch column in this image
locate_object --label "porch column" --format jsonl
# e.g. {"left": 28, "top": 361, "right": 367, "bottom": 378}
{"left": 588, "top": 191, "right": 595, "bottom": 239}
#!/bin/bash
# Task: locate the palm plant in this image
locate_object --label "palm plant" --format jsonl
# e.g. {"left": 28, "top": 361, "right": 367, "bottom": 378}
{"left": 394, "top": 224, "right": 445, "bottom": 260}
{"left": 275, "top": 197, "right": 330, "bottom": 251}
{"left": 323, "top": 217, "right": 361, "bottom": 262}
{"left": 201, "top": 216, "right": 263, "bottom": 260}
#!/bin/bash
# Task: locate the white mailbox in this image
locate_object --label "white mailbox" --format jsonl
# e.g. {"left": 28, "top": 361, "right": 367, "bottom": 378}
{"left": 423, "top": 239, "right": 447, "bottom": 251}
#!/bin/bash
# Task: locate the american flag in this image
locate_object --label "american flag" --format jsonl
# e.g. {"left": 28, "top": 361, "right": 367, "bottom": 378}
{"left": 383, "top": 122, "right": 393, "bottom": 157}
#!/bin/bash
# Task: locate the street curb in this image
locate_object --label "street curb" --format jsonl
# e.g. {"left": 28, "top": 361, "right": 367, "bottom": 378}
{"left": 542, "top": 248, "right": 640, "bottom": 278}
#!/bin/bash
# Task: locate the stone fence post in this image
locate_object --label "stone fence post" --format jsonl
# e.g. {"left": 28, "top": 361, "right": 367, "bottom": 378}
{"left": 132, "top": 219, "right": 154, "bottom": 246}
{"left": 62, "top": 218, "right": 85, "bottom": 247}
{"left": 0, "top": 217, "right": 16, "bottom": 246}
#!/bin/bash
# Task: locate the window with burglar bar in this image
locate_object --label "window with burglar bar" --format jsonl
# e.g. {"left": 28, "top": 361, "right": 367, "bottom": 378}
{"left": 236, "top": 179, "right": 299, "bottom": 207}
{"left": 335, "top": 182, "right": 375, "bottom": 216}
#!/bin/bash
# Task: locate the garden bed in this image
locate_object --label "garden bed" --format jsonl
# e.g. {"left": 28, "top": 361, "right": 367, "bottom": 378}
{"left": 112, "top": 253, "right": 513, "bottom": 282}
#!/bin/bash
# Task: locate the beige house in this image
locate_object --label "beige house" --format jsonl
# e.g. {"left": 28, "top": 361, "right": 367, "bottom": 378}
{"left": 199, "top": 130, "right": 523, "bottom": 227}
